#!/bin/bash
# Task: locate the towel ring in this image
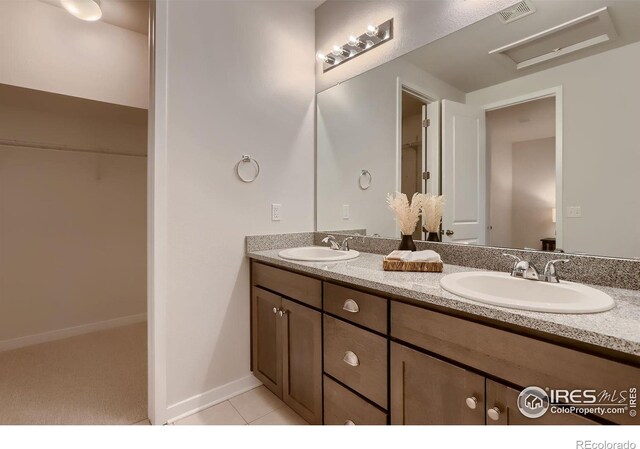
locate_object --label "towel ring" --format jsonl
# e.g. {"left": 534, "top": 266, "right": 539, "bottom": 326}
{"left": 359, "top": 169, "right": 372, "bottom": 190}
{"left": 235, "top": 155, "right": 260, "bottom": 183}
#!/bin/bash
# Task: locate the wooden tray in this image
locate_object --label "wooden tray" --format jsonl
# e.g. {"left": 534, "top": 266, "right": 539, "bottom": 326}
{"left": 383, "top": 258, "right": 443, "bottom": 273}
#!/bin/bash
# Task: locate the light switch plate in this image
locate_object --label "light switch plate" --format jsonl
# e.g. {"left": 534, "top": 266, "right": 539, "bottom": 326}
{"left": 271, "top": 203, "right": 281, "bottom": 221}
{"left": 342, "top": 204, "right": 350, "bottom": 219}
{"left": 567, "top": 206, "right": 582, "bottom": 218}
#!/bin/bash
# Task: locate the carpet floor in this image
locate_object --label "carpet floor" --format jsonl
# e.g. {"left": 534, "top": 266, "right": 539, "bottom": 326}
{"left": 0, "top": 322, "right": 147, "bottom": 425}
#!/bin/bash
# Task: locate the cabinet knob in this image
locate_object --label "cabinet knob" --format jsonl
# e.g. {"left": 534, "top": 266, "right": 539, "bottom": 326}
{"left": 278, "top": 309, "right": 287, "bottom": 317}
{"left": 487, "top": 407, "right": 501, "bottom": 421}
{"left": 343, "top": 350, "right": 360, "bottom": 367}
{"left": 342, "top": 299, "right": 360, "bottom": 313}
{"left": 465, "top": 396, "right": 478, "bottom": 410}
{"left": 344, "top": 420, "right": 355, "bottom": 425}
{"left": 272, "top": 307, "right": 278, "bottom": 315}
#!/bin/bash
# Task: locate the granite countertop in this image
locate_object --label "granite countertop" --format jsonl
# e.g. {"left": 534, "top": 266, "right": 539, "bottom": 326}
{"left": 247, "top": 248, "right": 640, "bottom": 357}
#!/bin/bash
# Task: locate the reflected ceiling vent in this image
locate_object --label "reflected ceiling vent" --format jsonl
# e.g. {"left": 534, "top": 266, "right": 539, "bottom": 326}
{"left": 489, "top": 7, "right": 617, "bottom": 70}
{"left": 497, "top": 0, "right": 536, "bottom": 24}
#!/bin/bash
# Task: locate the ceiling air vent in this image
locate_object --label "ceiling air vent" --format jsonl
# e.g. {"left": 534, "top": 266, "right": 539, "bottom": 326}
{"left": 497, "top": 0, "right": 536, "bottom": 24}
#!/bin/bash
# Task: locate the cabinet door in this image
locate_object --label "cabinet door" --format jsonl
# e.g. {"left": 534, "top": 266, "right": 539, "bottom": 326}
{"left": 390, "top": 342, "right": 485, "bottom": 424}
{"left": 281, "top": 298, "right": 322, "bottom": 424}
{"left": 486, "top": 380, "right": 598, "bottom": 425}
{"left": 251, "top": 287, "right": 282, "bottom": 397}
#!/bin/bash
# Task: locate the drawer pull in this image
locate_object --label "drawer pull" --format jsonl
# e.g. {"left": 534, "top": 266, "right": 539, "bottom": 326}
{"left": 343, "top": 350, "right": 360, "bottom": 367}
{"left": 465, "top": 396, "right": 478, "bottom": 410}
{"left": 342, "top": 299, "right": 360, "bottom": 313}
{"left": 272, "top": 307, "right": 278, "bottom": 314}
{"left": 487, "top": 407, "right": 501, "bottom": 421}
{"left": 344, "top": 420, "right": 355, "bottom": 425}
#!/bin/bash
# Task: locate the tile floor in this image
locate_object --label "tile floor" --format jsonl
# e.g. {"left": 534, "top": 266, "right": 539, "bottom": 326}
{"left": 173, "top": 385, "right": 308, "bottom": 425}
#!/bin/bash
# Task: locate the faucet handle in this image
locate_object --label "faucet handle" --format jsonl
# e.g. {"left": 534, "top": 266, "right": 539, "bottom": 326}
{"left": 322, "top": 235, "right": 336, "bottom": 243}
{"left": 502, "top": 253, "right": 521, "bottom": 267}
{"left": 543, "top": 259, "right": 570, "bottom": 283}
{"left": 340, "top": 237, "right": 354, "bottom": 251}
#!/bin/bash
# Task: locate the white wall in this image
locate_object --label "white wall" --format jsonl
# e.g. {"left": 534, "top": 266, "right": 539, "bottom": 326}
{"left": 315, "top": 0, "right": 516, "bottom": 92}
{"left": 317, "top": 58, "right": 464, "bottom": 237}
{"left": 157, "top": 0, "right": 315, "bottom": 420}
{"left": 511, "top": 137, "right": 555, "bottom": 250}
{"left": 0, "top": 0, "right": 148, "bottom": 109}
{"left": 467, "top": 41, "right": 640, "bottom": 259}
{"left": 0, "top": 87, "right": 147, "bottom": 348}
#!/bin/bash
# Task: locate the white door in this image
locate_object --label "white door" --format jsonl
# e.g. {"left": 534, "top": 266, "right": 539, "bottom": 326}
{"left": 441, "top": 100, "right": 486, "bottom": 245}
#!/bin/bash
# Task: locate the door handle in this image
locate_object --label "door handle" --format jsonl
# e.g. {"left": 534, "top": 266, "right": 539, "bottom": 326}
{"left": 342, "top": 299, "right": 360, "bottom": 313}
{"left": 343, "top": 351, "right": 360, "bottom": 367}
{"left": 445, "top": 229, "right": 454, "bottom": 236}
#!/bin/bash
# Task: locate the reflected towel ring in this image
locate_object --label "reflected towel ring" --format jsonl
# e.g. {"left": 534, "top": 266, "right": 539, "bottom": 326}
{"left": 235, "top": 155, "right": 260, "bottom": 183}
{"left": 359, "top": 169, "right": 372, "bottom": 190}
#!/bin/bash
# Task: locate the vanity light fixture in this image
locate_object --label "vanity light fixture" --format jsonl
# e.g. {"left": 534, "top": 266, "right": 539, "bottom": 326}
{"left": 60, "top": 0, "right": 102, "bottom": 21}
{"left": 317, "top": 18, "right": 393, "bottom": 73}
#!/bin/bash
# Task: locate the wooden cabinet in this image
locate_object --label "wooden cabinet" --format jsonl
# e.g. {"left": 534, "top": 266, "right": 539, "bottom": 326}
{"left": 485, "top": 380, "right": 598, "bottom": 425}
{"left": 281, "top": 298, "right": 322, "bottom": 425}
{"left": 251, "top": 284, "right": 322, "bottom": 424}
{"left": 324, "top": 375, "right": 387, "bottom": 425}
{"left": 251, "top": 287, "right": 282, "bottom": 397}
{"left": 390, "top": 342, "right": 485, "bottom": 425}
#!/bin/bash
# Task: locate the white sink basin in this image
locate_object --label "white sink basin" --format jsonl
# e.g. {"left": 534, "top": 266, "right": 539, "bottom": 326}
{"left": 440, "top": 272, "right": 614, "bottom": 314}
{"left": 278, "top": 246, "right": 360, "bottom": 262}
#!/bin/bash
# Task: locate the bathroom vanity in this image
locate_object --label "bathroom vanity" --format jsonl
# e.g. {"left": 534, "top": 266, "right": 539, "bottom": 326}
{"left": 248, "top": 247, "right": 639, "bottom": 426}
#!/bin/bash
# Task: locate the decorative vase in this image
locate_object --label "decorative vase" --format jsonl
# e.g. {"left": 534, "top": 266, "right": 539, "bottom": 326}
{"left": 398, "top": 234, "right": 417, "bottom": 251}
{"left": 426, "top": 231, "right": 441, "bottom": 242}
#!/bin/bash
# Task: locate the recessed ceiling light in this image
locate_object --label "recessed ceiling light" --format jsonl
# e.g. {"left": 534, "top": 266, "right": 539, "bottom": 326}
{"left": 60, "top": 0, "right": 102, "bottom": 22}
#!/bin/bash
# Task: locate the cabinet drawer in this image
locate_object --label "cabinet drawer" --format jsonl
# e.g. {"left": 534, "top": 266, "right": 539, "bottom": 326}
{"left": 391, "top": 301, "right": 640, "bottom": 425}
{"left": 324, "top": 375, "right": 387, "bottom": 425}
{"left": 324, "top": 283, "right": 387, "bottom": 334}
{"left": 324, "top": 315, "right": 388, "bottom": 408}
{"left": 252, "top": 262, "right": 322, "bottom": 309}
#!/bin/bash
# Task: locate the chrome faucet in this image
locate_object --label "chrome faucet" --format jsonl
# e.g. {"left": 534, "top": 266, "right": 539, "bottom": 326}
{"left": 321, "top": 235, "right": 354, "bottom": 251}
{"left": 502, "top": 254, "right": 570, "bottom": 283}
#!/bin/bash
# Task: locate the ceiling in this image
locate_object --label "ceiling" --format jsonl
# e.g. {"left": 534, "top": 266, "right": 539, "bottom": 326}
{"left": 403, "top": 0, "right": 640, "bottom": 93}
{"left": 40, "top": 0, "right": 149, "bottom": 35}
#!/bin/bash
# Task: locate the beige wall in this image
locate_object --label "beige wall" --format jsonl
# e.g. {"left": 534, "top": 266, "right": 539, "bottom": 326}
{"left": 315, "top": 0, "right": 516, "bottom": 92}
{"left": 0, "top": 0, "right": 148, "bottom": 109}
{"left": 511, "top": 137, "right": 556, "bottom": 250}
{"left": 467, "top": 42, "right": 640, "bottom": 259}
{"left": 0, "top": 87, "right": 147, "bottom": 345}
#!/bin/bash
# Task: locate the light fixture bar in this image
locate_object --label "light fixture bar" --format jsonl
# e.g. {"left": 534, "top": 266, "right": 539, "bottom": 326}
{"left": 318, "top": 18, "right": 393, "bottom": 73}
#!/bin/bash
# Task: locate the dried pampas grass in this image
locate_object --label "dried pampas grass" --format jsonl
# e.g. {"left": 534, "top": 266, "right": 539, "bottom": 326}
{"left": 386, "top": 192, "right": 422, "bottom": 235}
{"left": 422, "top": 193, "right": 446, "bottom": 232}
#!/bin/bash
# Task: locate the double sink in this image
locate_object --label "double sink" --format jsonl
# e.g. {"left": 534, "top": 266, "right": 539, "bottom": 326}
{"left": 277, "top": 246, "right": 615, "bottom": 315}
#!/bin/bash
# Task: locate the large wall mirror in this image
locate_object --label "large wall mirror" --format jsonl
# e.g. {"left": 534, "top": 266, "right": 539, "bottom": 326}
{"left": 316, "top": 0, "right": 640, "bottom": 259}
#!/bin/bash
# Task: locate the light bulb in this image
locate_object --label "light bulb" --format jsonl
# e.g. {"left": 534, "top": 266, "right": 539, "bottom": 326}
{"left": 316, "top": 52, "right": 336, "bottom": 64}
{"left": 331, "top": 45, "right": 350, "bottom": 58}
{"left": 366, "top": 24, "right": 381, "bottom": 38}
{"left": 348, "top": 35, "right": 366, "bottom": 49}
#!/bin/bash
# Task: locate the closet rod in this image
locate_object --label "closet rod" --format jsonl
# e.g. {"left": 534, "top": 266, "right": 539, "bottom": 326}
{"left": 0, "top": 139, "right": 147, "bottom": 158}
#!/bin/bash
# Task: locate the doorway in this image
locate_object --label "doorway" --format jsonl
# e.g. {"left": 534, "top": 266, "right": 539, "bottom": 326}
{"left": 485, "top": 95, "right": 558, "bottom": 251}
{"left": 0, "top": 0, "right": 150, "bottom": 425}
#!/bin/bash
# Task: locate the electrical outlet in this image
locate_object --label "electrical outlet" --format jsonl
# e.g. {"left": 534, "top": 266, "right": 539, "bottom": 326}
{"left": 567, "top": 206, "right": 582, "bottom": 218}
{"left": 342, "top": 204, "right": 350, "bottom": 219}
{"left": 271, "top": 203, "right": 281, "bottom": 221}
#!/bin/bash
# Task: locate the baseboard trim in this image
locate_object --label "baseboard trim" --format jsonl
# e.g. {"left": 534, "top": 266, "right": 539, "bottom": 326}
{"left": 166, "top": 374, "right": 262, "bottom": 423}
{"left": 0, "top": 313, "right": 147, "bottom": 353}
